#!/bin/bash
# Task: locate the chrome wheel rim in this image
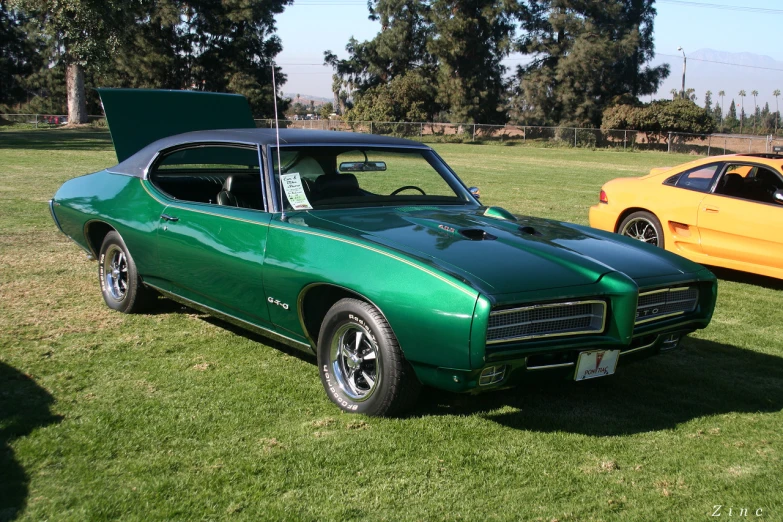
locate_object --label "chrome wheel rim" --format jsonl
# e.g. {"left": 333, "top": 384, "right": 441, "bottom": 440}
{"left": 103, "top": 245, "right": 128, "bottom": 301}
{"left": 329, "top": 323, "right": 381, "bottom": 401}
{"left": 621, "top": 218, "right": 660, "bottom": 246}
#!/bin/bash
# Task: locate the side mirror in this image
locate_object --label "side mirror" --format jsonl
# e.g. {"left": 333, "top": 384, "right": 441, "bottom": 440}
{"left": 469, "top": 186, "right": 480, "bottom": 199}
{"left": 774, "top": 189, "right": 783, "bottom": 205}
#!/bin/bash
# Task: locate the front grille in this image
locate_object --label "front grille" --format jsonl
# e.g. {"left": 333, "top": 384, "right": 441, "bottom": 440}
{"left": 487, "top": 300, "right": 606, "bottom": 344}
{"left": 636, "top": 286, "right": 699, "bottom": 324}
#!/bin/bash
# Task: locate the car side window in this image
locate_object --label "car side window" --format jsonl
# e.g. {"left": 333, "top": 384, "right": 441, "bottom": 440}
{"left": 149, "top": 144, "right": 265, "bottom": 210}
{"left": 673, "top": 164, "right": 721, "bottom": 193}
{"left": 715, "top": 163, "right": 783, "bottom": 204}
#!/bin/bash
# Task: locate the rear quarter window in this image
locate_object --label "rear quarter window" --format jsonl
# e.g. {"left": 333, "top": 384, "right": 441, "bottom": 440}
{"left": 673, "top": 164, "right": 721, "bottom": 193}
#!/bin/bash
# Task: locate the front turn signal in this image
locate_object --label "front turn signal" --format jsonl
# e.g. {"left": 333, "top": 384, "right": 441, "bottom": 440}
{"left": 599, "top": 190, "right": 608, "bottom": 204}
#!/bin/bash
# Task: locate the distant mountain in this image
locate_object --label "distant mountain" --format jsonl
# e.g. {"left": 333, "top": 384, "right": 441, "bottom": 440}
{"left": 283, "top": 92, "right": 332, "bottom": 105}
{"left": 652, "top": 49, "right": 783, "bottom": 113}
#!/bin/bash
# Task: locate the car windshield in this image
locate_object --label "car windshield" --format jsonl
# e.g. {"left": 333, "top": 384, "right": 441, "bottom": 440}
{"left": 270, "top": 146, "right": 475, "bottom": 211}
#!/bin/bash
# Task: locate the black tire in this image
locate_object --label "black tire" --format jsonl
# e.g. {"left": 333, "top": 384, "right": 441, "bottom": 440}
{"left": 317, "top": 298, "right": 420, "bottom": 416}
{"left": 618, "top": 211, "right": 665, "bottom": 248}
{"left": 98, "top": 231, "right": 154, "bottom": 313}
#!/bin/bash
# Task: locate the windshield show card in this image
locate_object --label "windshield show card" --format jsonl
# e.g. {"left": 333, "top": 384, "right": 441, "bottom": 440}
{"left": 280, "top": 173, "right": 313, "bottom": 210}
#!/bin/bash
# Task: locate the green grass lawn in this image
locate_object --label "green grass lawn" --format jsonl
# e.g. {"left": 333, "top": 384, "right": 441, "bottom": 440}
{"left": 1, "top": 129, "right": 781, "bottom": 521}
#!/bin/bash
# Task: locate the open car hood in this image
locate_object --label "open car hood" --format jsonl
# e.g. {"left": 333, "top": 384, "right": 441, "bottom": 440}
{"left": 307, "top": 207, "right": 695, "bottom": 295}
{"left": 97, "top": 88, "right": 256, "bottom": 163}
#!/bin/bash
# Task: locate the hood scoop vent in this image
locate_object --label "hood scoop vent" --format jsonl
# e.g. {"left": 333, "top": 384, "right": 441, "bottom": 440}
{"left": 460, "top": 228, "right": 497, "bottom": 241}
{"left": 519, "top": 226, "right": 542, "bottom": 237}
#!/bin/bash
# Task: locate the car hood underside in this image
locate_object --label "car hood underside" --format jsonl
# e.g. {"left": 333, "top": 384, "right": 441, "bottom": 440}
{"left": 302, "top": 207, "right": 692, "bottom": 295}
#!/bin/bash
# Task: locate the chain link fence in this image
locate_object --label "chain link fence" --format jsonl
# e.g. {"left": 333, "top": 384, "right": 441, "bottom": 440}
{"left": 254, "top": 119, "right": 642, "bottom": 149}
{"left": 4, "top": 113, "right": 781, "bottom": 156}
{"left": 1, "top": 113, "right": 107, "bottom": 127}
{"left": 664, "top": 132, "right": 783, "bottom": 155}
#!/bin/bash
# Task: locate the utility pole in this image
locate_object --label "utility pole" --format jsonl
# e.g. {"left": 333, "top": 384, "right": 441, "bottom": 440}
{"left": 677, "top": 47, "right": 687, "bottom": 99}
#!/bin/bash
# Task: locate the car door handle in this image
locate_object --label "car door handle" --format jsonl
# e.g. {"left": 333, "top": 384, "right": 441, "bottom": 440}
{"left": 160, "top": 213, "right": 179, "bottom": 222}
{"left": 702, "top": 205, "right": 719, "bottom": 213}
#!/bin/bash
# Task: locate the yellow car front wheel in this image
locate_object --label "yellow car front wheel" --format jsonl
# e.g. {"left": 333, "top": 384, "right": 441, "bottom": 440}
{"left": 618, "top": 211, "right": 664, "bottom": 248}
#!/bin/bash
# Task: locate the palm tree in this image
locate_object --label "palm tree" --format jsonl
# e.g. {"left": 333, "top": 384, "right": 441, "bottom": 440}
{"left": 774, "top": 89, "right": 781, "bottom": 135}
{"left": 718, "top": 90, "right": 726, "bottom": 130}
{"left": 751, "top": 90, "right": 759, "bottom": 133}
{"left": 670, "top": 88, "right": 678, "bottom": 100}
{"left": 739, "top": 90, "right": 746, "bottom": 134}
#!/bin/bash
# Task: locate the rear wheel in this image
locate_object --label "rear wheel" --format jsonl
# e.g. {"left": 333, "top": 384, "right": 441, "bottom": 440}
{"left": 98, "top": 231, "right": 155, "bottom": 313}
{"left": 618, "top": 211, "right": 664, "bottom": 248}
{"left": 317, "top": 298, "right": 420, "bottom": 416}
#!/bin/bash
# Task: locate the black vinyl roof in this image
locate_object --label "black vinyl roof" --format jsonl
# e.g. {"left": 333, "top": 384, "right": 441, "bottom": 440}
{"left": 108, "top": 128, "right": 431, "bottom": 178}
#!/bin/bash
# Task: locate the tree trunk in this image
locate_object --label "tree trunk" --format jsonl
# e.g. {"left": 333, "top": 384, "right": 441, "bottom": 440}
{"left": 66, "top": 63, "right": 88, "bottom": 124}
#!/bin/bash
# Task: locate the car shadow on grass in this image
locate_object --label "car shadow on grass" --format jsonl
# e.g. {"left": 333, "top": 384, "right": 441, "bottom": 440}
{"left": 414, "top": 337, "right": 783, "bottom": 436}
{"left": 199, "top": 316, "right": 317, "bottom": 365}
{"left": 158, "top": 302, "right": 783, "bottom": 433}
{"left": 707, "top": 266, "right": 783, "bottom": 291}
{"left": 0, "top": 362, "right": 61, "bottom": 522}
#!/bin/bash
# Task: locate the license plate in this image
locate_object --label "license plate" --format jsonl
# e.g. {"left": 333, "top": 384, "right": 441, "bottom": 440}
{"left": 574, "top": 350, "right": 620, "bottom": 381}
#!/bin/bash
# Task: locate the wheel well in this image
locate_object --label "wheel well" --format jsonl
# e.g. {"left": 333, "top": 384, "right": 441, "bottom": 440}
{"left": 299, "top": 285, "right": 367, "bottom": 345}
{"left": 614, "top": 207, "right": 651, "bottom": 233}
{"left": 85, "top": 221, "right": 116, "bottom": 257}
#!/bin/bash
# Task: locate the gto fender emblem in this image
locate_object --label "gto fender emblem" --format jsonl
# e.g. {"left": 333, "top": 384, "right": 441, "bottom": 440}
{"left": 267, "top": 297, "right": 289, "bottom": 310}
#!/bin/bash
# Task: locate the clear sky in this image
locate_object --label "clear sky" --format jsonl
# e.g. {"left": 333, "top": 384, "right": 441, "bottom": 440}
{"left": 275, "top": 0, "right": 783, "bottom": 109}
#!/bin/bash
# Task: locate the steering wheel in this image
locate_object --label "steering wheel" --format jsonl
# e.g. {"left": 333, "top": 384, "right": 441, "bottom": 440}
{"left": 390, "top": 185, "right": 426, "bottom": 196}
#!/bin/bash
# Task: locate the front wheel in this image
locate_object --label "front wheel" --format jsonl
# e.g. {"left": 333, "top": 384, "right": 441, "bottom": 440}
{"left": 317, "top": 298, "right": 420, "bottom": 416}
{"left": 618, "top": 211, "right": 665, "bottom": 248}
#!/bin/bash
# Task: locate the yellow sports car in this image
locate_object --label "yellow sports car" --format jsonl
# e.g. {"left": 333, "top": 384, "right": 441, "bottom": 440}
{"left": 589, "top": 153, "right": 783, "bottom": 279}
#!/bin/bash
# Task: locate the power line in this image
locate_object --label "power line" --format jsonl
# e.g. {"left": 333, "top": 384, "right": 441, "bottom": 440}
{"left": 658, "top": 0, "right": 783, "bottom": 14}
{"left": 656, "top": 52, "right": 783, "bottom": 72}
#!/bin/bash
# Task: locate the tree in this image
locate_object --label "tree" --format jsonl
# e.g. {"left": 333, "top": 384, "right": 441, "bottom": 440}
{"left": 325, "top": 0, "right": 436, "bottom": 108}
{"left": 331, "top": 74, "right": 350, "bottom": 116}
{"left": 601, "top": 98, "right": 715, "bottom": 142}
{"left": 288, "top": 102, "right": 307, "bottom": 118}
{"left": 726, "top": 99, "right": 738, "bottom": 130}
{"left": 738, "top": 90, "right": 746, "bottom": 133}
{"left": 711, "top": 102, "right": 722, "bottom": 127}
{"left": 775, "top": 89, "right": 781, "bottom": 134}
{"left": 0, "top": 2, "right": 45, "bottom": 107}
{"left": 12, "top": 0, "right": 137, "bottom": 123}
{"left": 347, "top": 72, "right": 435, "bottom": 122}
{"left": 704, "top": 90, "right": 712, "bottom": 114}
{"left": 429, "top": 0, "right": 513, "bottom": 124}
{"left": 751, "top": 89, "right": 758, "bottom": 133}
{"left": 670, "top": 89, "right": 678, "bottom": 100}
{"left": 181, "top": 0, "right": 292, "bottom": 116}
{"left": 104, "top": 0, "right": 292, "bottom": 117}
{"left": 513, "top": 0, "right": 669, "bottom": 127}
{"left": 718, "top": 89, "right": 725, "bottom": 126}
{"left": 319, "top": 102, "right": 334, "bottom": 120}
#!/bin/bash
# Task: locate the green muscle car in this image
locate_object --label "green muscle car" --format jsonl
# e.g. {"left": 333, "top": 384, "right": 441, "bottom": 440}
{"left": 50, "top": 89, "right": 717, "bottom": 416}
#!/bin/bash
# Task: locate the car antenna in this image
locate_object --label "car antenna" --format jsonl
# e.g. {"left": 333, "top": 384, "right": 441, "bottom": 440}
{"left": 271, "top": 62, "right": 286, "bottom": 221}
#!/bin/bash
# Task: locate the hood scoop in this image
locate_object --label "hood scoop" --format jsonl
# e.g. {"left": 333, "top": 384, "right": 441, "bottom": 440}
{"left": 519, "top": 225, "right": 542, "bottom": 237}
{"left": 460, "top": 228, "right": 497, "bottom": 241}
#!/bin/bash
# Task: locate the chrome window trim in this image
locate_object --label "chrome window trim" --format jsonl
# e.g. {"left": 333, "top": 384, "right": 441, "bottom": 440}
{"left": 487, "top": 300, "right": 607, "bottom": 345}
